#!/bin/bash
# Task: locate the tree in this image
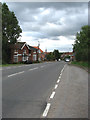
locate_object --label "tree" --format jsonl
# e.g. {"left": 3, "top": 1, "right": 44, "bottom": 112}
{"left": 46, "top": 52, "right": 55, "bottom": 61}
{"left": 53, "top": 49, "right": 60, "bottom": 61}
{"left": 2, "top": 3, "right": 22, "bottom": 63}
{"left": 73, "top": 25, "right": 90, "bottom": 61}
{"left": 46, "top": 49, "right": 61, "bottom": 61}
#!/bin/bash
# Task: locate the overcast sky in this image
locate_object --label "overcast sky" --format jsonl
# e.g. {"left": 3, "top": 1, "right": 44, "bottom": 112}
{"left": 5, "top": 2, "right": 88, "bottom": 52}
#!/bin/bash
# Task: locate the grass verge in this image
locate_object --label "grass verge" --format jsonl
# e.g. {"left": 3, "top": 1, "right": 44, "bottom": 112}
{"left": 1, "top": 63, "right": 24, "bottom": 67}
{"left": 71, "top": 61, "right": 89, "bottom": 68}
{"left": 71, "top": 61, "right": 90, "bottom": 73}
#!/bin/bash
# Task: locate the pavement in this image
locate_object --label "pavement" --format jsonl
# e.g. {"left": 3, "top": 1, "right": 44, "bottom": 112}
{"left": 2, "top": 61, "right": 65, "bottom": 118}
{"left": 47, "top": 64, "right": 88, "bottom": 118}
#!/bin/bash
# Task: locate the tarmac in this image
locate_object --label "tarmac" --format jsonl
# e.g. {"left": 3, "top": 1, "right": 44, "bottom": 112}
{"left": 47, "top": 64, "right": 88, "bottom": 118}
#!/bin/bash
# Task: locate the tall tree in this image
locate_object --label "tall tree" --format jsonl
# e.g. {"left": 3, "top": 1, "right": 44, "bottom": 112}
{"left": 73, "top": 25, "right": 90, "bottom": 61}
{"left": 2, "top": 3, "right": 22, "bottom": 63}
{"left": 53, "top": 49, "right": 60, "bottom": 61}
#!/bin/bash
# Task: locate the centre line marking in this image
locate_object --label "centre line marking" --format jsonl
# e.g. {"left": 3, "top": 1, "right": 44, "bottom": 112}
{"left": 50, "top": 91, "right": 55, "bottom": 99}
{"left": 29, "top": 67, "right": 38, "bottom": 71}
{"left": 8, "top": 71, "right": 25, "bottom": 77}
{"left": 42, "top": 103, "right": 51, "bottom": 117}
{"left": 41, "top": 66, "right": 44, "bottom": 68}
{"left": 54, "top": 84, "right": 58, "bottom": 89}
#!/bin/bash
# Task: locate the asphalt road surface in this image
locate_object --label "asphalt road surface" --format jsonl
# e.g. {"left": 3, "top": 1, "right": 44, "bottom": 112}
{"left": 2, "top": 61, "right": 65, "bottom": 118}
{"left": 47, "top": 65, "right": 88, "bottom": 118}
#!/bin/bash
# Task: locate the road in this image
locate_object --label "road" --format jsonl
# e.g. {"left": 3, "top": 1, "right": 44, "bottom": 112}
{"left": 47, "top": 64, "right": 88, "bottom": 118}
{"left": 2, "top": 61, "right": 65, "bottom": 118}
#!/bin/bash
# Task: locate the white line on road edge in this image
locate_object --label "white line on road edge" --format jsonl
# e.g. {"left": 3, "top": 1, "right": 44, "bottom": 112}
{"left": 61, "top": 69, "right": 63, "bottom": 73}
{"left": 8, "top": 71, "right": 25, "bottom": 77}
{"left": 29, "top": 67, "right": 38, "bottom": 71}
{"left": 42, "top": 103, "right": 51, "bottom": 117}
{"left": 57, "top": 79, "right": 60, "bottom": 83}
{"left": 50, "top": 91, "right": 56, "bottom": 99}
{"left": 54, "top": 84, "right": 58, "bottom": 89}
{"left": 60, "top": 73, "right": 62, "bottom": 76}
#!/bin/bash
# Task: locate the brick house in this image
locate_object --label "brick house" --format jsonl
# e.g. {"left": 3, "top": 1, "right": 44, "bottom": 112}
{"left": 33, "top": 46, "right": 45, "bottom": 61}
{"left": 61, "top": 52, "right": 74, "bottom": 60}
{"left": 10, "top": 42, "right": 38, "bottom": 63}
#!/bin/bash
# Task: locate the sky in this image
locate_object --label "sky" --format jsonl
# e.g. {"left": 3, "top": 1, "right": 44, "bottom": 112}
{"left": 4, "top": 2, "right": 88, "bottom": 52}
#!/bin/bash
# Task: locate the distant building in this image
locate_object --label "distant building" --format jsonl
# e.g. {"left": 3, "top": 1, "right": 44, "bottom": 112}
{"left": 33, "top": 46, "right": 45, "bottom": 61}
{"left": 61, "top": 52, "right": 74, "bottom": 60}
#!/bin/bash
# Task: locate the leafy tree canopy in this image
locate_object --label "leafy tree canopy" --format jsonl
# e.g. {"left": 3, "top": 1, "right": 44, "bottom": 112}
{"left": 73, "top": 25, "right": 90, "bottom": 61}
{"left": 2, "top": 3, "right": 22, "bottom": 44}
{"left": 2, "top": 3, "right": 22, "bottom": 63}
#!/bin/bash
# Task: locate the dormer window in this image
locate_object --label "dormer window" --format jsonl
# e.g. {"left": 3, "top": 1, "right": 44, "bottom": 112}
{"left": 33, "top": 50, "right": 36, "bottom": 53}
{"left": 14, "top": 49, "right": 18, "bottom": 53}
{"left": 23, "top": 49, "right": 26, "bottom": 53}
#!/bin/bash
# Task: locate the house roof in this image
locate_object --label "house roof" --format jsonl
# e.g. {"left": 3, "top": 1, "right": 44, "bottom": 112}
{"left": 10, "top": 42, "right": 38, "bottom": 51}
{"left": 44, "top": 52, "right": 50, "bottom": 55}
{"left": 64, "top": 52, "right": 73, "bottom": 55}
{"left": 10, "top": 42, "right": 26, "bottom": 49}
{"left": 33, "top": 46, "right": 43, "bottom": 53}
{"left": 28, "top": 45, "right": 38, "bottom": 51}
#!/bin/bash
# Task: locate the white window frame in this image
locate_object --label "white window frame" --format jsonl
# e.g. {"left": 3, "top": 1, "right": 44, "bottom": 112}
{"left": 33, "top": 54, "right": 37, "bottom": 61}
{"left": 14, "top": 55, "right": 18, "bottom": 62}
{"left": 14, "top": 49, "right": 18, "bottom": 53}
{"left": 33, "top": 50, "right": 36, "bottom": 53}
{"left": 23, "top": 49, "right": 26, "bottom": 54}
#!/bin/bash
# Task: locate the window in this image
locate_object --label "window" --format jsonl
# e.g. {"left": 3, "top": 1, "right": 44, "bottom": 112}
{"left": 14, "top": 49, "right": 18, "bottom": 53}
{"left": 23, "top": 49, "right": 26, "bottom": 53}
{"left": 38, "top": 50, "right": 41, "bottom": 53}
{"left": 22, "top": 56, "right": 28, "bottom": 61}
{"left": 29, "top": 50, "right": 31, "bottom": 54}
{"left": 33, "top": 50, "right": 36, "bottom": 53}
{"left": 33, "top": 55, "right": 36, "bottom": 61}
{"left": 14, "top": 55, "right": 18, "bottom": 62}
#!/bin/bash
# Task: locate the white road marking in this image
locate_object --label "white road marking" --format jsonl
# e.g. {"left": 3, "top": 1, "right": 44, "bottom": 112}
{"left": 42, "top": 103, "right": 51, "bottom": 117}
{"left": 57, "top": 79, "right": 60, "bottom": 83}
{"left": 50, "top": 91, "right": 55, "bottom": 99}
{"left": 8, "top": 71, "right": 25, "bottom": 77}
{"left": 29, "top": 67, "right": 38, "bottom": 71}
{"left": 42, "top": 64, "right": 66, "bottom": 117}
{"left": 18, "top": 66, "right": 22, "bottom": 67}
{"left": 61, "top": 69, "right": 63, "bottom": 73}
{"left": 41, "top": 65, "right": 46, "bottom": 68}
{"left": 60, "top": 73, "right": 62, "bottom": 76}
{"left": 24, "top": 65, "right": 29, "bottom": 66}
{"left": 54, "top": 84, "right": 58, "bottom": 89}
{"left": 41, "top": 66, "right": 44, "bottom": 68}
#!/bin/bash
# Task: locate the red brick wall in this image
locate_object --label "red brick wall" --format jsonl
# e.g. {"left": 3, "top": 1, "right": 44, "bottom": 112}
{"left": 11, "top": 44, "right": 38, "bottom": 63}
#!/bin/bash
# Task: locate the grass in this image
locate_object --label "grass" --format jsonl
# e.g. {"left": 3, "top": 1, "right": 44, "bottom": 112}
{"left": 1, "top": 61, "right": 46, "bottom": 67}
{"left": 1, "top": 63, "right": 24, "bottom": 67}
{"left": 71, "top": 61, "right": 90, "bottom": 68}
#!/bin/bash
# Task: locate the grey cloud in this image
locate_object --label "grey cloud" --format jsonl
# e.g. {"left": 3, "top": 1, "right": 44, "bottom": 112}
{"left": 6, "top": 2, "right": 88, "bottom": 40}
